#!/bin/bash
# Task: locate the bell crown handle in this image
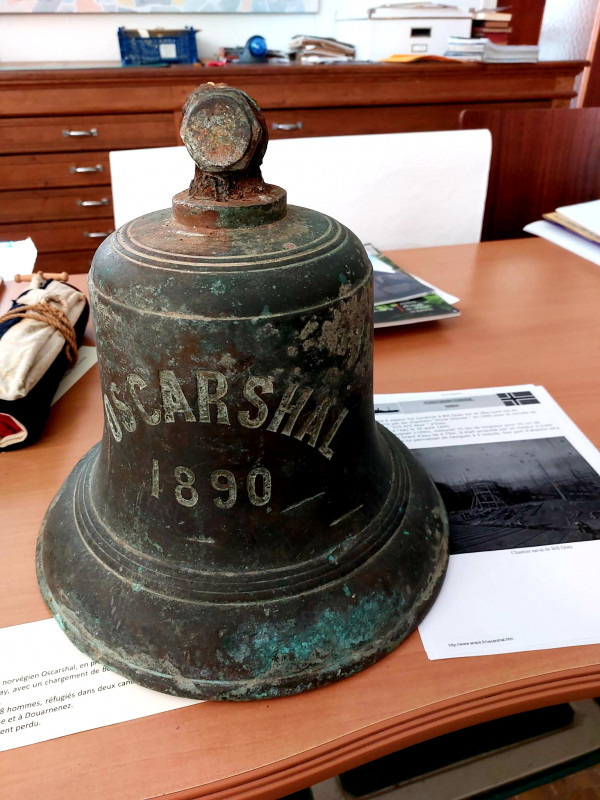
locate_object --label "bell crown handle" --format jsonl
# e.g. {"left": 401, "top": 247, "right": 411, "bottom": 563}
{"left": 181, "top": 83, "right": 268, "bottom": 178}
{"left": 173, "top": 83, "right": 286, "bottom": 228}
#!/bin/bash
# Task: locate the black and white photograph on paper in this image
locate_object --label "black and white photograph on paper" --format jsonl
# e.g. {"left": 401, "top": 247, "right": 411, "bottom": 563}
{"left": 412, "top": 436, "right": 600, "bottom": 555}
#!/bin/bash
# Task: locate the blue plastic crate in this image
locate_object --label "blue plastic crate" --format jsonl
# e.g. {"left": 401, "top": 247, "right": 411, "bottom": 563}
{"left": 118, "top": 27, "right": 199, "bottom": 66}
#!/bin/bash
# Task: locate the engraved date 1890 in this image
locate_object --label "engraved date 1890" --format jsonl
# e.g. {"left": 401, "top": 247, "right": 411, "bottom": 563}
{"left": 151, "top": 459, "right": 272, "bottom": 510}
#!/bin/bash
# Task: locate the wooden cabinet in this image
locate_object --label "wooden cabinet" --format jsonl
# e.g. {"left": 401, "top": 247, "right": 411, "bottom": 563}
{"left": 0, "top": 153, "right": 111, "bottom": 190}
{"left": 0, "top": 61, "right": 586, "bottom": 270}
{"left": 0, "top": 104, "right": 178, "bottom": 269}
{"left": 1, "top": 186, "right": 112, "bottom": 224}
{"left": 0, "top": 113, "right": 176, "bottom": 154}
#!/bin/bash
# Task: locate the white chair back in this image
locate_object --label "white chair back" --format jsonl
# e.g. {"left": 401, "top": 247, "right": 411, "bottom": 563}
{"left": 110, "top": 129, "right": 491, "bottom": 250}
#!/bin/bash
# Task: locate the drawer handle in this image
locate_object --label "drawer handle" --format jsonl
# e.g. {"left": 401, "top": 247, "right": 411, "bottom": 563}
{"left": 63, "top": 128, "right": 98, "bottom": 138}
{"left": 84, "top": 231, "right": 111, "bottom": 238}
{"left": 70, "top": 164, "right": 104, "bottom": 174}
{"left": 78, "top": 198, "right": 109, "bottom": 207}
{"left": 271, "top": 122, "right": 303, "bottom": 131}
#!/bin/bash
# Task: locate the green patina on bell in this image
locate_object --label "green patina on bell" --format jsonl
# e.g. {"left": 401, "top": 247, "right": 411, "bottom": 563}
{"left": 36, "top": 83, "right": 448, "bottom": 700}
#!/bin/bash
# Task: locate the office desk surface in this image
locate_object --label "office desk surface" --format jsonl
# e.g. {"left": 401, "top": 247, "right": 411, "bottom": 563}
{"left": 1, "top": 237, "right": 599, "bottom": 800}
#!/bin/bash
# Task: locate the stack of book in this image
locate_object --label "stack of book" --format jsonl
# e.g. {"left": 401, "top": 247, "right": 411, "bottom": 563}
{"left": 289, "top": 35, "right": 355, "bottom": 64}
{"left": 445, "top": 36, "right": 486, "bottom": 61}
{"left": 366, "top": 245, "right": 461, "bottom": 328}
{"left": 472, "top": 10, "right": 512, "bottom": 46}
{"left": 482, "top": 41, "right": 539, "bottom": 63}
{"left": 445, "top": 36, "right": 539, "bottom": 64}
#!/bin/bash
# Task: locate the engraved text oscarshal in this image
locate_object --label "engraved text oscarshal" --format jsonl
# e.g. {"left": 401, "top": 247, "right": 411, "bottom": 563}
{"left": 103, "top": 368, "right": 349, "bottom": 461}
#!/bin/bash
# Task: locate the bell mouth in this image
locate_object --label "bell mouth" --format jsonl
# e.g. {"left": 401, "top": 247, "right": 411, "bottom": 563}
{"left": 172, "top": 184, "right": 287, "bottom": 231}
{"left": 36, "top": 429, "right": 448, "bottom": 701}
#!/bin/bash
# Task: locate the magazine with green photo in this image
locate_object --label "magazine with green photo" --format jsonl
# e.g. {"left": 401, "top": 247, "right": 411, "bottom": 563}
{"left": 365, "top": 244, "right": 461, "bottom": 327}
{"left": 366, "top": 249, "right": 431, "bottom": 305}
{"left": 374, "top": 293, "right": 461, "bottom": 327}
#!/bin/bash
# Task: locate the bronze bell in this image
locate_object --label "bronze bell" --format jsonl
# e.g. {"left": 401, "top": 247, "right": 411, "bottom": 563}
{"left": 36, "top": 84, "right": 448, "bottom": 701}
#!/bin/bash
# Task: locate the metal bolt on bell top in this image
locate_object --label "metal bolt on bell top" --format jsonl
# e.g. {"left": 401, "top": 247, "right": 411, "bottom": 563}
{"left": 36, "top": 83, "right": 449, "bottom": 701}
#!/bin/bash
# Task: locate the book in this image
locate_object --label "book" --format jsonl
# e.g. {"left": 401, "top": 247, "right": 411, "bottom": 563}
{"left": 374, "top": 294, "right": 461, "bottom": 327}
{"left": 447, "top": 36, "right": 487, "bottom": 48}
{"left": 474, "top": 20, "right": 512, "bottom": 29}
{"left": 289, "top": 35, "right": 355, "bottom": 63}
{"left": 546, "top": 200, "right": 600, "bottom": 240}
{"left": 445, "top": 36, "right": 486, "bottom": 60}
{"left": 483, "top": 41, "right": 539, "bottom": 62}
{"left": 373, "top": 269, "right": 430, "bottom": 305}
{"left": 365, "top": 244, "right": 431, "bottom": 304}
{"left": 473, "top": 11, "right": 512, "bottom": 21}
{"left": 472, "top": 20, "right": 512, "bottom": 45}
{"left": 543, "top": 211, "right": 600, "bottom": 244}
{"left": 366, "top": 244, "right": 461, "bottom": 327}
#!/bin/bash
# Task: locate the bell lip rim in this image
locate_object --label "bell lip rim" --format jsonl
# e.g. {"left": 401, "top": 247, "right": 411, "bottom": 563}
{"left": 36, "top": 552, "right": 449, "bottom": 703}
{"left": 36, "top": 433, "right": 449, "bottom": 702}
{"left": 36, "top": 555, "right": 447, "bottom": 702}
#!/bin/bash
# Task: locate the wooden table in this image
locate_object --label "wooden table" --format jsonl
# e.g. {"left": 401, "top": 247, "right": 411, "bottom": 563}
{"left": 1, "top": 237, "right": 599, "bottom": 800}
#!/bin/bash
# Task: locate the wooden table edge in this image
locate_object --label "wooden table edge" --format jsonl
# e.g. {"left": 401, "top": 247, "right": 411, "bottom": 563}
{"left": 153, "top": 664, "right": 600, "bottom": 800}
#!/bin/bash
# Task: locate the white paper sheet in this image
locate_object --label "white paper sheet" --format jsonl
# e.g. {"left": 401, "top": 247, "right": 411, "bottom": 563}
{"left": 0, "top": 619, "right": 199, "bottom": 753}
{"left": 375, "top": 385, "right": 600, "bottom": 660}
{"left": 0, "top": 238, "right": 37, "bottom": 282}
{"left": 409, "top": 276, "right": 460, "bottom": 306}
{"left": 51, "top": 346, "right": 98, "bottom": 405}
{"left": 524, "top": 220, "right": 600, "bottom": 266}
{"left": 557, "top": 200, "right": 600, "bottom": 236}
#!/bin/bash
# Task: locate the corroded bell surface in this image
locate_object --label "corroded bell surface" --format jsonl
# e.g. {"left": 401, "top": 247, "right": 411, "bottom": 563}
{"left": 36, "top": 84, "right": 448, "bottom": 700}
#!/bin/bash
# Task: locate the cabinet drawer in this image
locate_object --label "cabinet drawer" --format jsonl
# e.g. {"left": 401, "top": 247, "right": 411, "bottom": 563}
{"left": 0, "top": 187, "right": 113, "bottom": 224}
{"left": 264, "top": 107, "right": 396, "bottom": 138}
{"left": 35, "top": 250, "right": 97, "bottom": 274}
{"left": 0, "top": 219, "right": 113, "bottom": 253}
{"left": 264, "top": 106, "right": 441, "bottom": 138}
{"left": 0, "top": 152, "right": 111, "bottom": 190}
{"left": 0, "top": 114, "right": 177, "bottom": 155}
{"left": 264, "top": 102, "right": 555, "bottom": 139}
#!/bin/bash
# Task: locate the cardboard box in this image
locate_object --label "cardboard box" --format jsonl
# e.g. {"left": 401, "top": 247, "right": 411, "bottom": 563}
{"left": 336, "top": 6, "right": 472, "bottom": 60}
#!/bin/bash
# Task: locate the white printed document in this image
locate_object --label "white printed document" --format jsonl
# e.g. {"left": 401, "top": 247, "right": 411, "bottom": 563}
{"left": 0, "top": 238, "right": 37, "bottom": 283}
{"left": 524, "top": 220, "right": 600, "bottom": 266}
{"left": 555, "top": 200, "right": 600, "bottom": 236}
{"left": 375, "top": 385, "right": 600, "bottom": 660}
{"left": 0, "top": 619, "right": 198, "bottom": 753}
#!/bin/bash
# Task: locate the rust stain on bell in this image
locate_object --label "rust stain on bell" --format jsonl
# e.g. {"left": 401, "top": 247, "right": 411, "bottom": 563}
{"left": 36, "top": 83, "right": 449, "bottom": 700}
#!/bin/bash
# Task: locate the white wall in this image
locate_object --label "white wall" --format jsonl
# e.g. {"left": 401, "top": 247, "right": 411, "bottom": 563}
{"left": 0, "top": 0, "right": 493, "bottom": 63}
{"left": 538, "top": 0, "right": 599, "bottom": 106}
{"left": 0, "top": 0, "right": 339, "bottom": 62}
{"left": 538, "top": 0, "right": 598, "bottom": 60}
